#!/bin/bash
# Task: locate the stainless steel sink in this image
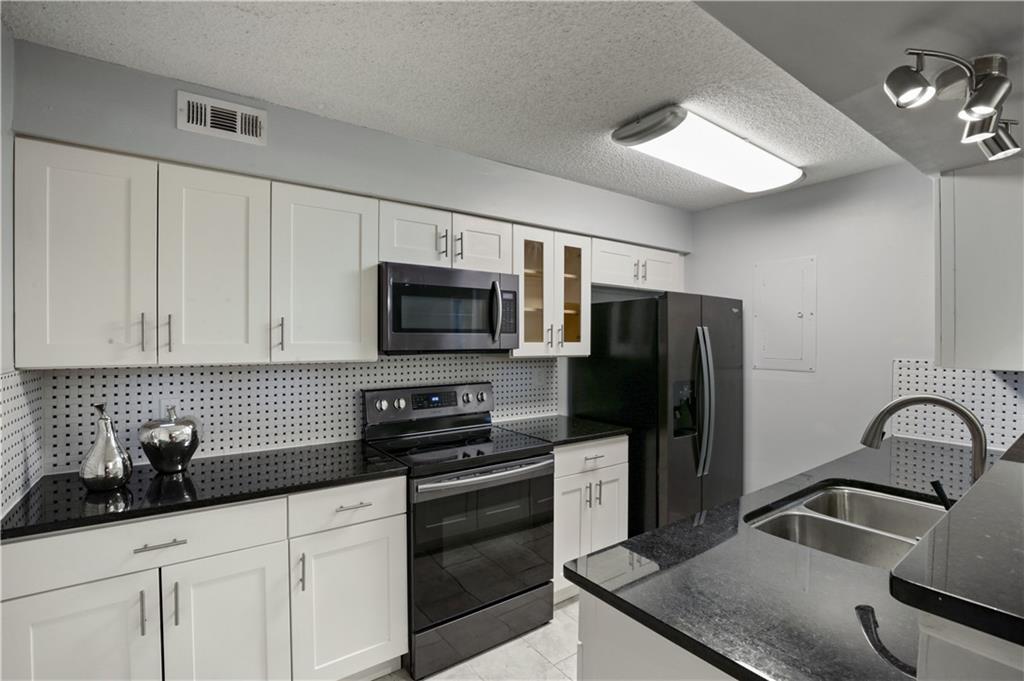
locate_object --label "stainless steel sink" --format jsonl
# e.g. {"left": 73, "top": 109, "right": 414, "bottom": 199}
{"left": 750, "top": 486, "right": 945, "bottom": 569}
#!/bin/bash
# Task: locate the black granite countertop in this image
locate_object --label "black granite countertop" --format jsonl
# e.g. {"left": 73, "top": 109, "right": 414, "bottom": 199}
{"left": 1, "top": 440, "right": 407, "bottom": 541}
{"left": 497, "top": 415, "right": 630, "bottom": 446}
{"left": 891, "top": 434, "right": 1024, "bottom": 645}
{"left": 564, "top": 436, "right": 1008, "bottom": 681}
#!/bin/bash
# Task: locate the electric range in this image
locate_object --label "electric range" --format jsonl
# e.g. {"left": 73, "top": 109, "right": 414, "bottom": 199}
{"left": 363, "top": 382, "right": 555, "bottom": 680}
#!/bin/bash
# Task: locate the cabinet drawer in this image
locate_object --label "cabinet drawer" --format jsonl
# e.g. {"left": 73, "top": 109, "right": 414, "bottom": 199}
{"left": 288, "top": 476, "right": 406, "bottom": 538}
{"left": 2, "top": 498, "right": 287, "bottom": 601}
{"left": 554, "top": 436, "right": 629, "bottom": 479}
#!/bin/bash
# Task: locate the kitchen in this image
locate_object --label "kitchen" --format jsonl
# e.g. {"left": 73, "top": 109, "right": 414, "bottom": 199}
{"left": 1, "top": 2, "right": 1022, "bottom": 681}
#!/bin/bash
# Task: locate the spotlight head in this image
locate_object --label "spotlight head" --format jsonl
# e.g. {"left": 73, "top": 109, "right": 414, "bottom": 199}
{"left": 960, "top": 74, "right": 1012, "bottom": 121}
{"left": 884, "top": 65, "right": 936, "bottom": 109}
{"left": 962, "top": 111, "right": 1000, "bottom": 144}
{"left": 978, "top": 122, "right": 1020, "bottom": 161}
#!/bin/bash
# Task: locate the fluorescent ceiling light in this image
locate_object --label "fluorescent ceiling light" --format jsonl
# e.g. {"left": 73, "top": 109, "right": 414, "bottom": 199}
{"left": 612, "top": 105, "right": 804, "bottom": 193}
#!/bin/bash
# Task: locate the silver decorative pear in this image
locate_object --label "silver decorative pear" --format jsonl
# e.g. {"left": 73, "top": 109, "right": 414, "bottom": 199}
{"left": 79, "top": 403, "right": 132, "bottom": 491}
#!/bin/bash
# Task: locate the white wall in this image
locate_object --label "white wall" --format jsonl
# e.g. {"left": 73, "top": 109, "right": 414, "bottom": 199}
{"left": 11, "top": 40, "right": 692, "bottom": 252}
{"left": 686, "top": 163, "right": 934, "bottom": 491}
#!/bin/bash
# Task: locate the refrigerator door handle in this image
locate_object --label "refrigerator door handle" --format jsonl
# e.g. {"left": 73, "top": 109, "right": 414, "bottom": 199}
{"left": 701, "top": 325, "right": 717, "bottom": 476}
{"left": 696, "top": 326, "right": 713, "bottom": 477}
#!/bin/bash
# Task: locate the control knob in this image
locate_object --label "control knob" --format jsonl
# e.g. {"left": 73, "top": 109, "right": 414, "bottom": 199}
{"left": 394, "top": 397, "right": 406, "bottom": 410}
{"left": 375, "top": 399, "right": 389, "bottom": 412}
{"left": 462, "top": 392, "right": 472, "bottom": 404}
{"left": 476, "top": 391, "right": 486, "bottom": 402}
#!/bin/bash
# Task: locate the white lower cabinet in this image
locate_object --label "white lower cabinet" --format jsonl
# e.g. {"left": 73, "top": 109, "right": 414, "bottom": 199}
{"left": 290, "top": 514, "right": 408, "bottom": 681}
{"left": 162, "top": 542, "right": 291, "bottom": 681}
{"left": 552, "top": 438, "right": 629, "bottom": 600}
{"left": 1, "top": 570, "right": 162, "bottom": 681}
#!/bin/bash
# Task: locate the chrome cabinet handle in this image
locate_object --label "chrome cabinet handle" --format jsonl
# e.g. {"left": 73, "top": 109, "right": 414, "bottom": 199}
{"left": 280, "top": 316, "right": 285, "bottom": 351}
{"left": 173, "top": 581, "right": 180, "bottom": 626}
{"left": 133, "top": 537, "right": 188, "bottom": 554}
{"left": 558, "top": 324, "right": 564, "bottom": 346}
{"left": 139, "top": 590, "right": 146, "bottom": 636}
{"left": 335, "top": 501, "right": 373, "bottom": 513}
{"left": 633, "top": 260, "right": 639, "bottom": 280}
{"left": 585, "top": 482, "right": 593, "bottom": 508}
{"left": 299, "top": 553, "right": 307, "bottom": 592}
{"left": 456, "top": 233, "right": 464, "bottom": 259}
{"left": 140, "top": 312, "right": 146, "bottom": 353}
{"left": 439, "top": 230, "right": 449, "bottom": 257}
{"left": 584, "top": 454, "right": 605, "bottom": 462}
{"left": 547, "top": 324, "right": 554, "bottom": 347}
{"left": 642, "top": 260, "right": 648, "bottom": 281}
{"left": 596, "top": 480, "right": 604, "bottom": 506}
{"left": 167, "top": 314, "right": 172, "bottom": 352}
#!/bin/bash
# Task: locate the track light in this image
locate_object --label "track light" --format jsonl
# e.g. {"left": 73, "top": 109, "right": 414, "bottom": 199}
{"left": 962, "top": 111, "right": 1001, "bottom": 143}
{"left": 611, "top": 104, "right": 803, "bottom": 193}
{"left": 884, "top": 56, "right": 935, "bottom": 109}
{"left": 959, "top": 74, "right": 1012, "bottom": 121}
{"left": 977, "top": 120, "right": 1021, "bottom": 161}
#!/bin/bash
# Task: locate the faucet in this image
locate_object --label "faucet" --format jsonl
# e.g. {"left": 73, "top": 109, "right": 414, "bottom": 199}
{"left": 860, "top": 394, "right": 988, "bottom": 483}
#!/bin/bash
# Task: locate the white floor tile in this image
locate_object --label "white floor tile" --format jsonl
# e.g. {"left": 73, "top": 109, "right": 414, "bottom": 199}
{"left": 428, "top": 661, "right": 483, "bottom": 680}
{"left": 556, "top": 597, "right": 579, "bottom": 622}
{"left": 467, "top": 637, "right": 568, "bottom": 681}
{"left": 555, "top": 654, "right": 578, "bottom": 681}
{"left": 523, "top": 610, "right": 579, "bottom": 665}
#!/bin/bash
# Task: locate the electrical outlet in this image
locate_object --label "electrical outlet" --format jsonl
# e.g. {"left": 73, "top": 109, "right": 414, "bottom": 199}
{"left": 158, "top": 397, "right": 181, "bottom": 418}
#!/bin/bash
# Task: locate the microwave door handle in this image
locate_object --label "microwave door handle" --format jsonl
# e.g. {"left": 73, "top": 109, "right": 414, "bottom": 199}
{"left": 490, "top": 280, "right": 502, "bottom": 342}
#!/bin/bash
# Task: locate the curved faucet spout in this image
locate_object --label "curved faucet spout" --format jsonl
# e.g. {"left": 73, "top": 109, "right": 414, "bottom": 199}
{"left": 860, "top": 394, "right": 988, "bottom": 483}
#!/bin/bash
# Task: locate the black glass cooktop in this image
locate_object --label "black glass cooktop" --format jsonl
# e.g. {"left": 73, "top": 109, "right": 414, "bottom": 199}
{"left": 369, "top": 426, "right": 551, "bottom": 477}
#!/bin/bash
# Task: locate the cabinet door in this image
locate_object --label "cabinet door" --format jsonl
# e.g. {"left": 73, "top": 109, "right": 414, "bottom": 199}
{"left": 158, "top": 164, "right": 270, "bottom": 364}
{"left": 162, "top": 542, "right": 291, "bottom": 681}
{"left": 271, "top": 183, "right": 379, "bottom": 363}
{"left": 512, "top": 225, "right": 555, "bottom": 357}
{"left": 452, "top": 214, "right": 513, "bottom": 273}
{"left": 589, "top": 463, "right": 629, "bottom": 553}
{"left": 553, "top": 471, "right": 591, "bottom": 598}
{"left": 379, "top": 201, "right": 453, "bottom": 267}
{"left": 14, "top": 138, "right": 158, "bottom": 368}
{"left": 291, "top": 514, "right": 407, "bottom": 680}
{"left": 591, "top": 238, "right": 641, "bottom": 288}
{"left": 640, "top": 248, "right": 682, "bottom": 292}
{"left": 1, "top": 570, "right": 161, "bottom": 681}
{"left": 555, "top": 232, "right": 592, "bottom": 356}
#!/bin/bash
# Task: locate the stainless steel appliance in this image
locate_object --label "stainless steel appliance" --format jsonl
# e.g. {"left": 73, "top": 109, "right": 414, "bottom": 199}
{"left": 569, "top": 292, "right": 743, "bottom": 535}
{"left": 363, "top": 382, "right": 553, "bottom": 680}
{"left": 379, "top": 262, "right": 519, "bottom": 353}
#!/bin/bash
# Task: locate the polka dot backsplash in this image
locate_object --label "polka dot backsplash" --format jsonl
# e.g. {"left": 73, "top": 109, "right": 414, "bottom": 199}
{"left": 891, "top": 359, "right": 1022, "bottom": 450}
{"left": 1, "top": 371, "right": 46, "bottom": 515}
{"left": 42, "top": 354, "right": 559, "bottom": 473}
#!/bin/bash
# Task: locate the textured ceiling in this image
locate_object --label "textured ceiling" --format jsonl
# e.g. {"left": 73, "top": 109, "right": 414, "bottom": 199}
{"left": 2, "top": 1, "right": 900, "bottom": 211}
{"left": 700, "top": 1, "right": 1024, "bottom": 174}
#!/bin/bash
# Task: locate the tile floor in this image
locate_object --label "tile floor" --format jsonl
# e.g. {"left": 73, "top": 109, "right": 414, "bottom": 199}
{"left": 381, "top": 597, "right": 580, "bottom": 681}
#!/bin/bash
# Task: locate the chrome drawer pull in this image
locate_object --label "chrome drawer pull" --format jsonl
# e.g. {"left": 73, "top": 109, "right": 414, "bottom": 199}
{"left": 583, "top": 455, "right": 606, "bottom": 462}
{"left": 140, "top": 312, "right": 146, "bottom": 353}
{"left": 335, "top": 501, "right": 373, "bottom": 513}
{"left": 133, "top": 538, "right": 188, "bottom": 554}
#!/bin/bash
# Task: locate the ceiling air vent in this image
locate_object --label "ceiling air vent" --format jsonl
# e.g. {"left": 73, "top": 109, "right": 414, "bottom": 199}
{"left": 176, "top": 91, "right": 267, "bottom": 145}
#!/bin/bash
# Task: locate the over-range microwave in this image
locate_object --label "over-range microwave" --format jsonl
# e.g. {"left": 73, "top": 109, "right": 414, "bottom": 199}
{"left": 379, "top": 262, "right": 519, "bottom": 353}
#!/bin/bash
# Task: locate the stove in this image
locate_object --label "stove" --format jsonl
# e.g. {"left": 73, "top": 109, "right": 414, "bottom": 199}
{"left": 363, "top": 383, "right": 555, "bottom": 680}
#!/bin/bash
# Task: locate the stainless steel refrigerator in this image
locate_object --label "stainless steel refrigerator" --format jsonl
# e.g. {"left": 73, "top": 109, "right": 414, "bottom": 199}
{"left": 569, "top": 292, "right": 743, "bottom": 536}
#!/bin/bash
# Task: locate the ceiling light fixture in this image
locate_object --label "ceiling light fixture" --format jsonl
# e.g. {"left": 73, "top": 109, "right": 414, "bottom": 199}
{"left": 977, "top": 119, "right": 1021, "bottom": 160}
{"left": 883, "top": 48, "right": 1017, "bottom": 162}
{"left": 611, "top": 104, "right": 804, "bottom": 193}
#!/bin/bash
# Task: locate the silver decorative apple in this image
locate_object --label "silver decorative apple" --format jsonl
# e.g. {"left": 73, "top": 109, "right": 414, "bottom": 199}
{"left": 139, "top": 406, "right": 201, "bottom": 473}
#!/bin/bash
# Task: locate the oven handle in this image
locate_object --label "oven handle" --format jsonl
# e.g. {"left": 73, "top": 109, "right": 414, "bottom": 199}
{"left": 490, "top": 280, "right": 502, "bottom": 342}
{"left": 414, "top": 457, "right": 552, "bottom": 502}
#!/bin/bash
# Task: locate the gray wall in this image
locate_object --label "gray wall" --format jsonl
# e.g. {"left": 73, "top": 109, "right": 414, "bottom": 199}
{"left": 686, "top": 163, "right": 935, "bottom": 491}
{"left": 2, "top": 27, "right": 14, "bottom": 372}
{"left": 12, "top": 40, "right": 692, "bottom": 253}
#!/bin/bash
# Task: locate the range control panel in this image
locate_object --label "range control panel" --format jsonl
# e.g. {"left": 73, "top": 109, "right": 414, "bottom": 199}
{"left": 363, "top": 382, "right": 494, "bottom": 426}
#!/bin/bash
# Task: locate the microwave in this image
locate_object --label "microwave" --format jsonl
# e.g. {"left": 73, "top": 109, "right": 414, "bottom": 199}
{"left": 379, "top": 262, "right": 519, "bottom": 353}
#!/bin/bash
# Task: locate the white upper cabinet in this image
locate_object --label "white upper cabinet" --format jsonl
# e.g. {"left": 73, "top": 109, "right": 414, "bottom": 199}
{"left": 379, "top": 201, "right": 453, "bottom": 267}
{"left": 162, "top": 542, "right": 291, "bottom": 681}
{"left": 271, "top": 183, "right": 379, "bottom": 363}
{"left": 451, "top": 214, "right": 513, "bottom": 273}
{"left": 937, "top": 161, "right": 1024, "bottom": 370}
{"left": 513, "top": 225, "right": 556, "bottom": 356}
{"left": 592, "top": 238, "right": 682, "bottom": 292}
{"left": 1, "top": 570, "right": 162, "bottom": 681}
{"left": 15, "top": 138, "right": 158, "bottom": 368}
{"left": 555, "top": 232, "right": 592, "bottom": 356}
{"left": 158, "top": 164, "right": 271, "bottom": 365}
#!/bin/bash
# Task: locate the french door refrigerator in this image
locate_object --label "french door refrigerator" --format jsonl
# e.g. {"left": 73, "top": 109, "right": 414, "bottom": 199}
{"left": 569, "top": 293, "right": 743, "bottom": 536}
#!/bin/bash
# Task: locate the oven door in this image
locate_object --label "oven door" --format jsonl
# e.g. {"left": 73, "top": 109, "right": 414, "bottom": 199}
{"left": 379, "top": 262, "right": 519, "bottom": 353}
{"left": 409, "top": 455, "right": 554, "bottom": 633}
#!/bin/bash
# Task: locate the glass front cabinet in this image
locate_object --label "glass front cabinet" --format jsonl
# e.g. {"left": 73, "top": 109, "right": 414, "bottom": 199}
{"left": 512, "top": 225, "right": 591, "bottom": 357}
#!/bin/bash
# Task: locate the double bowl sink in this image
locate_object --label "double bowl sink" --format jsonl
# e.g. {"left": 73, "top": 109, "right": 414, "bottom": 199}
{"left": 749, "top": 486, "right": 946, "bottom": 569}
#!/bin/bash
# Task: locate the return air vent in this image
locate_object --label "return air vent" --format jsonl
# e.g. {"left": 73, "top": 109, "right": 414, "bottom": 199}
{"left": 176, "top": 91, "right": 267, "bottom": 145}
